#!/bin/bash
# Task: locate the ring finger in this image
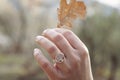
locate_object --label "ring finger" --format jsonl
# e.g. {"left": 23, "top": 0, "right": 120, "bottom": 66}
{"left": 36, "top": 36, "right": 70, "bottom": 72}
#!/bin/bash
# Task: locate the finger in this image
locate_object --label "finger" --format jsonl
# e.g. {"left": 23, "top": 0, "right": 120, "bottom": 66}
{"left": 54, "top": 28, "right": 86, "bottom": 50}
{"left": 33, "top": 48, "right": 57, "bottom": 78}
{"left": 42, "top": 29, "right": 73, "bottom": 58}
{"left": 35, "top": 36, "right": 71, "bottom": 73}
{"left": 54, "top": 58, "right": 71, "bottom": 74}
{"left": 36, "top": 36, "right": 60, "bottom": 59}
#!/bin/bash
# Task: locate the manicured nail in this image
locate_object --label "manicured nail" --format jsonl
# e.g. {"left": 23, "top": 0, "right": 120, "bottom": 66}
{"left": 34, "top": 48, "right": 40, "bottom": 56}
{"left": 35, "top": 36, "right": 42, "bottom": 42}
{"left": 42, "top": 29, "right": 51, "bottom": 35}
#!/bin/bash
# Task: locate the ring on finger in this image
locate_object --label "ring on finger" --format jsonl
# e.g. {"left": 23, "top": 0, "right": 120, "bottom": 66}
{"left": 53, "top": 53, "right": 65, "bottom": 63}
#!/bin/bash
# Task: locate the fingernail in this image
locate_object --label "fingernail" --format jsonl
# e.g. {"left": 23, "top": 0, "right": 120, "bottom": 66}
{"left": 35, "top": 36, "right": 42, "bottom": 42}
{"left": 34, "top": 48, "right": 40, "bottom": 56}
{"left": 42, "top": 29, "right": 51, "bottom": 35}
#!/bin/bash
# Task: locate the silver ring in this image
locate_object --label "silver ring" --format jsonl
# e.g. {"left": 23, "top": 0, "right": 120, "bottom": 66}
{"left": 54, "top": 53, "right": 65, "bottom": 63}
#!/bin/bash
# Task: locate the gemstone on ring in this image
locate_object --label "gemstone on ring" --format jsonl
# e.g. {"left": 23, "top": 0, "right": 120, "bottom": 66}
{"left": 54, "top": 53, "right": 65, "bottom": 63}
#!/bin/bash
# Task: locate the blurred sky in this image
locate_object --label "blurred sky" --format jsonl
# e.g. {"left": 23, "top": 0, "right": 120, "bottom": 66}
{"left": 39, "top": 0, "right": 120, "bottom": 9}
{"left": 96, "top": 0, "right": 120, "bottom": 8}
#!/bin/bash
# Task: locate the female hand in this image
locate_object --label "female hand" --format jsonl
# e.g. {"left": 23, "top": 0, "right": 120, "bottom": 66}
{"left": 33, "top": 28, "right": 93, "bottom": 80}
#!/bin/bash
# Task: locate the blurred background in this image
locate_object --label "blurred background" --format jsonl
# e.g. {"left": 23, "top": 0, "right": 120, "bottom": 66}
{"left": 0, "top": 0, "right": 120, "bottom": 80}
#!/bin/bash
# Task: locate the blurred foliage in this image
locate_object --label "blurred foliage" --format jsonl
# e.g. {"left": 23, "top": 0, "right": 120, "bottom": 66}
{"left": 78, "top": 10, "right": 120, "bottom": 80}
{"left": 0, "top": 0, "right": 120, "bottom": 80}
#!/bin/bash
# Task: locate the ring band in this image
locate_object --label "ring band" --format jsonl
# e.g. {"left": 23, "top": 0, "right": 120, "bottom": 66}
{"left": 54, "top": 53, "right": 65, "bottom": 63}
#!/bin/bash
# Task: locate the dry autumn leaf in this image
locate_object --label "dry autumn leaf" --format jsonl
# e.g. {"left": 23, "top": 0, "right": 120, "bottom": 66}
{"left": 57, "top": 0, "right": 86, "bottom": 28}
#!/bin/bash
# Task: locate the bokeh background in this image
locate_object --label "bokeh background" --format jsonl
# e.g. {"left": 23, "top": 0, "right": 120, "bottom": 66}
{"left": 0, "top": 0, "right": 120, "bottom": 80}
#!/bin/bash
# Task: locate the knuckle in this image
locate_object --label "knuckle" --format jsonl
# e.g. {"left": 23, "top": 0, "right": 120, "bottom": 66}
{"left": 48, "top": 46, "right": 56, "bottom": 53}
{"left": 71, "top": 57, "right": 80, "bottom": 68}
{"left": 41, "top": 62, "right": 49, "bottom": 69}
{"left": 75, "top": 58, "right": 80, "bottom": 64}
{"left": 75, "top": 57, "right": 81, "bottom": 62}
{"left": 81, "top": 49, "right": 89, "bottom": 58}
{"left": 77, "top": 46, "right": 89, "bottom": 58}
{"left": 63, "top": 30, "right": 73, "bottom": 36}
{"left": 54, "top": 34, "right": 63, "bottom": 42}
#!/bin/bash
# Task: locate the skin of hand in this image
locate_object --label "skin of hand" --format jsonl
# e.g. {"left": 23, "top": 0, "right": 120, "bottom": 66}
{"left": 33, "top": 28, "right": 93, "bottom": 80}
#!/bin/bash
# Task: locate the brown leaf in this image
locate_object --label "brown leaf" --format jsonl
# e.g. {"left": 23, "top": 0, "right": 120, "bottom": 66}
{"left": 57, "top": 0, "right": 86, "bottom": 28}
